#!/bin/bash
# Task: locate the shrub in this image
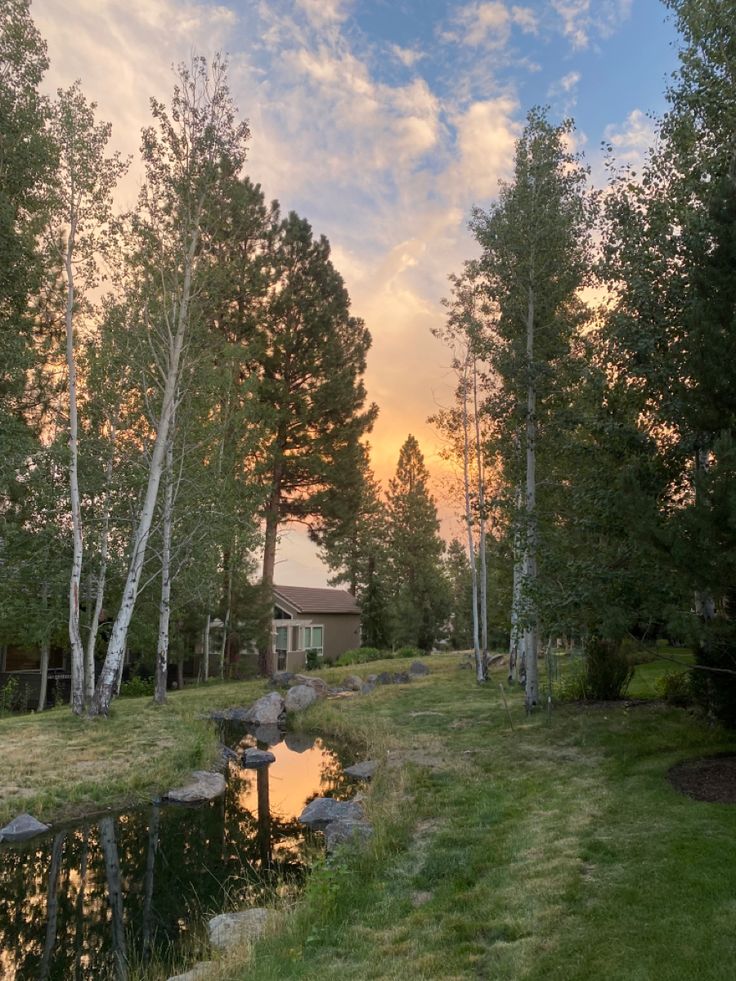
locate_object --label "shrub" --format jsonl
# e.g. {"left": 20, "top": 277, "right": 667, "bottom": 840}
{"left": 305, "top": 648, "right": 321, "bottom": 671}
{"left": 394, "top": 645, "right": 424, "bottom": 660}
{"left": 656, "top": 671, "right": 692, "bottom": 707}
{"left": 554, "top": 637, "right": 633, "bottom": 702}
{"left": 691, "top": 621, "right": 736, "bottom": 727}
{"left": 336, "top": 647, "right": 386, "bottom": 666}
{"left": 119, "top": 676, "right": 155, "bottom": 698}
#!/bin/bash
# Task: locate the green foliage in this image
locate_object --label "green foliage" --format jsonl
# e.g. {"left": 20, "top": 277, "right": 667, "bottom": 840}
{"left": 691, "top": 621, "right": 736, "bottom": 726}
{"left": 554, "top": 639, "right": 633, "bottom": 702}
{"left": 119, "top": 676, "right": 155, "bottom": 699}
{"left": 656, "top": 671, "right": 693, "bottom": 707}
{"left": 393, "top": 646, "right": 424, "bottom": 659}
{"left": 336, "top": 647, "right": 385, "bottom": 666}
{"left": 305, "top": 649, "right": 320, "bottom": 671}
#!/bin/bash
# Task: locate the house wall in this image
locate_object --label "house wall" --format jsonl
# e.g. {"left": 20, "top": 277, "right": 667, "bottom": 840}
{"left": 320, "top": 613, "right": 361, "bottom": 662}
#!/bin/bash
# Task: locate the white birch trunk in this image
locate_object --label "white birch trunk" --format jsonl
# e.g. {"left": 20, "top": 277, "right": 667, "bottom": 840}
{"left": 472, "top": 357, "right": 489, "bottom": 676}
{"left": 100, "top": 815, "right": 127, "bottom": 981}
{"left": 154, "top": 423, "right": 175, "bottom": 705}
{"left": 38, "top": 580, "right": 50, "bottom": 712}
{"left": 523, "top": 283, "right": 539, "bottom": 709}
{"left": 694, "top": 446, "right": 716, "bottom": 620}
{"left": 84, "top": 412, "right": 118, "bottom": 705}
{"left": 89, "top": 231, "right": 197, "bottom": 716}
{"left": 461, "top": 359, "right": 482, "bottom": 680}
{"left": 508, "top": 489, "right": 524, "bottom": 684}
{"left": 202, "top": 612, "right": 211, "bottom": 682}
{"left": 39, "top": 831, "right": 66, "bottom": 981}
{"left": 64, "top": 219, "right": 85, "bottom": 716}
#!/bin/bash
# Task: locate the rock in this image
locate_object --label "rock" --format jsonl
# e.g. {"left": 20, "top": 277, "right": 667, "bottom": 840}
{"left": 409, "top": 660, "right": 430, "bottom": 676}
{"left": 269, "top": 671, "right": 294, "bottom": 688}
{"left": 242, "top": 748, "right": 275, "bottom": 768}
{"left": 360, "top": 682, "right": 376, "bottom": 695}
{"left": 299, "top": 796, "right": 364, "bottom": 830}
{"left": 393, "top": 672, "right": 412, "bottom": 684}
{"left": 220, "top": 745, "right": 239, "bottom": 765}
{"left": 366, "top": 674, "right": 378, "bottom": 684}
{"left": 284, "top": 731, "right": 315, "bottom": 753}
{"left": 343, "top": 675, "right": 363, "bottom": 691}
{"left": 243, "top": 692, "right": 285, "bottom": 726}
{"left": 290, "top": 674, "right": 328, "bottom": 696}
{"left": 344, "top": 760, "right": 378, "bottom": 781}
{"left": 285, "top": 684, "right": 318, "bottom": 713}
{"left": 324, "top": 817, "right": 373, "bottom": 853}
{"left": 167, "top": 961, "right": 216, "bottom": 981}
{"left": 207, "top": 907, "right": 272, "bottom": 951}
{"left": 166, "top": 771, "right": 226, "bottom": 804}
{"left": 376, "top": 672, "right": 393, "bottom": 685}
{"left": 0, "top": 813, "right": 50, "bottom": 842}
{"left": 252, "top": 724, "right": 284, "bottom": 746}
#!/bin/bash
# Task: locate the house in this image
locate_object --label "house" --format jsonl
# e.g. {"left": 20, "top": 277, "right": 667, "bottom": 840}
{"left": 273, "top": 585, "right": 361, "bottom": 671}
{"left": 0, "top": 644, "right": 70, "bottom": 707}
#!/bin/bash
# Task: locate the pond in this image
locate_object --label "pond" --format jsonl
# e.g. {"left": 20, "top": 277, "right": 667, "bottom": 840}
{"left": 0, "top": 726, "right": 353, "bottom": 980}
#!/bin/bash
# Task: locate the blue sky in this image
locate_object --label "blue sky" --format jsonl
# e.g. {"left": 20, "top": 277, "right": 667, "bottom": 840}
{"left": 34, "top": 0, "right": 680, "bottom": 584}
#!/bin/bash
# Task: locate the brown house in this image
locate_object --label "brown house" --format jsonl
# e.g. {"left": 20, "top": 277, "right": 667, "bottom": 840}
{"left": 273, "top": 585, "right": 361, "bottom": 671}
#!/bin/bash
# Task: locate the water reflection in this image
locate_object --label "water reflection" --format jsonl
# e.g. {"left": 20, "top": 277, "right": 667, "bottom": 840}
{"left": 0, "top": 729, "right": 352, "bottom": 980}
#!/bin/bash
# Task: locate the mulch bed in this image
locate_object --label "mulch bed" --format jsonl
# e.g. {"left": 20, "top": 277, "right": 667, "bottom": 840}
{"left": 668, "top": 754, "right": 736, "bottom": 804}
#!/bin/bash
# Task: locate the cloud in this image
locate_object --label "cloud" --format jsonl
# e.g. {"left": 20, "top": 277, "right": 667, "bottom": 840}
{"left": 389, "top": 43, "right": 425, "bottom": 68}
{"left": 551, "top": 0, "right": 632, "bottom": 50}
{"left": 452, "top": 96, "right": 520, "bottom": 199}
{"left": 295, "top": 0, "right": 351, "bottom": 27}
{"left": 441, "top": 1, "right": 538, "bottom": 49}
{"left": 548, "top": 69, "right": 582, "bottom": 113}
{"left": 603, "top": 108, "right": 656, "bottom": 171}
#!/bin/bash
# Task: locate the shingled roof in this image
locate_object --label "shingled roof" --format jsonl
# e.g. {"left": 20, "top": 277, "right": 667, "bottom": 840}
{"left": 274, "top": 585, "right": 360, "bottom": 615}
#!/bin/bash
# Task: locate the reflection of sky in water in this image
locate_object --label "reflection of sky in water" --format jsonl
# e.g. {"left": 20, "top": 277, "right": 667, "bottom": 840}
{"left": 0, "top": 728, "right": 351, "bottom": 980}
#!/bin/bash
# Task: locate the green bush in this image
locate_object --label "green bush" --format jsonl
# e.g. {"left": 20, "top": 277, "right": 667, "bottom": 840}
{"left": 554, "top": 638, "right": 633, "bottom": 702}
{"left": 336, "top": 647, "right": 386, "bottom": 666}
{"left": 119, "top": 676, "right": 155, "bottom": 698}
{"left": 656, "top": 671, "right": 692, "bottom": 707}
{"left": 691, "top": 621, "right": 736, "bottom": 727}
{"left": 305, "top": 648, "right": 321, "bottom": 671}
{"left": 394, "top": 646, "right": 424, "bottom": 660}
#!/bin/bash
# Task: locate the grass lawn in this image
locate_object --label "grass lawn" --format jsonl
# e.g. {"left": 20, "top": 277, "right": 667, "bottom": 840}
{"left": 1, "top": 654, "right": 734, "bottom": 979}
{"left": 223, "top": 654, "right": 736, "bottom": 981}
{"left": 0, "top": 677, "right": 268, "bottom": 825}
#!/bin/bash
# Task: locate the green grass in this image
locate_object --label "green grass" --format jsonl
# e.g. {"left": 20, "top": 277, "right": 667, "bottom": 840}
{"left": 214, "top": 654, "right": 736, "bottom": 981}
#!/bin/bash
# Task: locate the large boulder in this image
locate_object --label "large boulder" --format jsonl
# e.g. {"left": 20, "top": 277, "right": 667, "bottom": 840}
{"left": 284, "top": 731, "right": 315, "bottom": 754}
{"left": 242, "top": 748, "right": 275, "bottom": 768}
{"left": 324, "top": 817, "right": 373, "bottom": 853}
{"left": 290, "top": 674, "right": 328, "bottom": 697}
{"left": 343, "top": 675, "right": 363, "bottom": 692}
{"left": 208, "top": 908, "right": 272, "bottom": 951}
{"left": 166, "top": 771, "right": 226, "bottom": 804}
{"left": 252, "top": 724, "right": 284, "bottom": 746}
{"left": 0, "top": 813, "right": 50, "bottom": 843}
{"left": 299, "top": 797, "right": 364, "bottom": 830}
{"left": 243, "top": 692, "right": 285, "bottom": 726}
{"left": 344, "top": 760, "right": 378, "bottom": 781}
{"left": 285, "top": 684, "right": 318, "bottom": 713}
{"left": 269, "top": 671, "right": 294, "bottom": 689}
{"left": 409, "top": 660, "right": 430, "bottom": 676}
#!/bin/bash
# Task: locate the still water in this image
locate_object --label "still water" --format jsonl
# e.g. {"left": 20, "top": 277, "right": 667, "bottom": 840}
{"left": 0, "top": 727, "right": 352, "bottom": 980}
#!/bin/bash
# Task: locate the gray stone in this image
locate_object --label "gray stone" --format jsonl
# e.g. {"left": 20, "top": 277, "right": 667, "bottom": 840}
{"left": 252, "top": 724, "right": 284, "bottom": 746}
{"left": 409, "top": 660, "right": 430, "bottom": 676}
{"left": 343, "top": 674, "right": 363, "bottom": 691}
{"left": 167, "top": 961, "right": 216, "bottom": 981}
{"left": 220, "top": 745, "right": 239, "bottom": 765}
{"left": 376, "top": 671, "right": 393, "bottom": 685}
{"left": 393, "top": 671, "right": 412, "bottom": 684}
{"left": 284, "top": 684, "right": 318, "bottom": 713}
{"left": 242, "top": 748, "right": 275, "bottom": 768}
{"left": 366, "top": 674, "right": 378, "bottom": 684}
{"left": 284, "top": 731, "right": 315, "bottom": 754}
{"left": 0, "top": 813, "right": 50, "bottom": 843}
{"left": 243, "top": 692, "right": 285, "bottom": 726}
{"left": 290, "top": 674, "right": 328, "bottom": 696}
{"left": 269, "top": 671, "right": 294, "bottom": 688}
{"left": 299, "top": 796, "right": 364, "bottom": 830}
{"left": 207, "top": 907, "right": 272, "bottom": 951}
{"left": 360, "top": 682, "right": 376, "bottom": 695}
{"left": 166, "top": 771, "right": 226, "bottom": 804}
{"left": 324, "top": 817, "right": 373, "bottom": 853}
{"left": 344, "top": 760, "right": 378, "bottom": 781}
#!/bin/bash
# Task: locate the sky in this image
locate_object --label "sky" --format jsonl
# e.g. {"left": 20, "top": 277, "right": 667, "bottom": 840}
{"left": 32, "top": 0, "right": 680, "bottom": 586}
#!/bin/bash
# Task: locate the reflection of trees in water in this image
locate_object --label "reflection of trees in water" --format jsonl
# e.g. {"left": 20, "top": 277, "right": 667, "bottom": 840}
{"left": 0, "top": 734, "right": 354, "bottom": 977}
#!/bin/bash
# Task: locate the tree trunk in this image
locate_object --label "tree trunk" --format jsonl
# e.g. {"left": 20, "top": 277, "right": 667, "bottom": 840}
{"left": 141, "top": 804, "right": 160, "bottom": 965}
{"left": 202, "top": 612, "right": 211, "bottom": 682}
{"left": 219, "top": 549, "right": 233, "bottom": 680}
{"left": 523, "top": 283, "right": 539, "bottom": 710}
{"left": 64, "top": 220, "right": 85, "bottom": 716}
{"left": 38, "top": 581, "right": 50, "bottom": 712}
{"left": 260, "top": 459, "right": 283, "bottom": 676}
{"left": 39, "top": 831, "right": 66, "bottom": 981}
{"left": 100, "top": 815, "right": 127, "bottom": 980}
{"left": 84, "top": 409, "right": 118, "bottom": 706}
{"left": 472, "top": 357, "right": 489, "bottom": 677}
{"left": 154, "top": 426, "right": 175, "bottom": 705}
{"left": 89, "top": 235, "right": 196, "bottom": 717}
{"left": 461, "top": 358, "right": 482, "bottom": 680}
{"left": 508, "top": 484, "right": 524, "bottom": 683}
{"left": 694, "top": 445, "right": 716, "bottom": 620}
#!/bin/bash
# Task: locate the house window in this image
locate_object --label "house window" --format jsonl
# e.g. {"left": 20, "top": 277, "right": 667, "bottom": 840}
{"left": 303, "top": 625, "right": 324, "bottom": 657}
{"left": 275, "top": 627, "right": 288, "bottom": 653}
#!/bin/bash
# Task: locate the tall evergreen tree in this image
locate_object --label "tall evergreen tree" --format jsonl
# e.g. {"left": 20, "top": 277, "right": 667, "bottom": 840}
{"left": 386, "top": 435, "right": 448, "bottom": 651}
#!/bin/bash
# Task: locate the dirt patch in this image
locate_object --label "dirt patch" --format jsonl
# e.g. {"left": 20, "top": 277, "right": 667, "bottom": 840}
{"left": 668, "top": 754, "right": 736, "bottom": 804}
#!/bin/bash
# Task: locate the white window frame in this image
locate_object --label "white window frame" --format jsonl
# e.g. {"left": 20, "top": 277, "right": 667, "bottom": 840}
{"left": 303, "top": 624, "right": 324, "bottom": 657}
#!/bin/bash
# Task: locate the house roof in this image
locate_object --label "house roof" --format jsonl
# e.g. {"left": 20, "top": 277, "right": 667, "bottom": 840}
{"left": 274, "top": 585, "right": 360, "bottom": 615}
